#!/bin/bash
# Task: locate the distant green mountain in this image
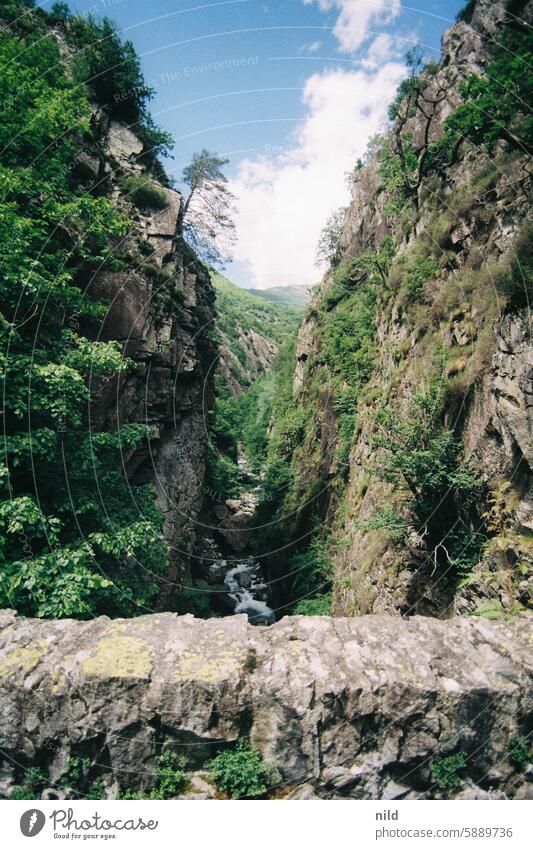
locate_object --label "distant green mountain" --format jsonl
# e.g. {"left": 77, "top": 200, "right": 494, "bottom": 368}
{"left": 245, "top": 285, "right": 311, "bottom": 308}
{"left": 211, "top": 271, "right": 303, "bottom": 393}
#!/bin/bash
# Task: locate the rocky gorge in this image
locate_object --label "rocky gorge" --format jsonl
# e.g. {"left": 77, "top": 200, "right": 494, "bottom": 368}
{"left": 0, "top": 0, "right": 531, "bottom": 803}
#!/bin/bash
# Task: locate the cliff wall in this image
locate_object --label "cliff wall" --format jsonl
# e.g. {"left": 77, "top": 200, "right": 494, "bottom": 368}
{"left": 288, "top": 0, "right": 532, "bottom": 619}
{"left": 85, "top": 114, "right": 216, "bottom": 598}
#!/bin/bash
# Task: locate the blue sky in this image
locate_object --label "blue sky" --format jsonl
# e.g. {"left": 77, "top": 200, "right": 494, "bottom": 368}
{"left": 42, "top": 0, "right": 465, "bottom": 287}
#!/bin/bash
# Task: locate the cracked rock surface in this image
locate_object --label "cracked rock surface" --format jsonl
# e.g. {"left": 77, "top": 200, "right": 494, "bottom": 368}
{"left": 0, "top": 610, "right": 531, "bottom": 799}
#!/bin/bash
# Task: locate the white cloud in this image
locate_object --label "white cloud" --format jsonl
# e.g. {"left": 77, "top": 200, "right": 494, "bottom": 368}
{"left": 362, "top": 34, "right": 396, "bottom": 68}
{"left": 303, "top": 0, "right": 401, "bottom": 52}
{"left": 230, "top": 61, "right": 404, "bottom": 288}
{"left": 298, "top": 40, "right": 322, "bottom": 55}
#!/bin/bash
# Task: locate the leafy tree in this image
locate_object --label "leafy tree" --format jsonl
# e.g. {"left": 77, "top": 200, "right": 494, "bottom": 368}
{"left": 424, "top": 23, "right": 533, "bottom": 176}
{"left": 380, "top": 50, "right": 449, "bottom": 210}
{"left": 178, "top": 150, "right": 237, "bottom": 267}
{"left": 315, "top": 207, "right": 346, "bottom": 267}
{"left": 61, "top": 12, "right": 172, "bottom": 158}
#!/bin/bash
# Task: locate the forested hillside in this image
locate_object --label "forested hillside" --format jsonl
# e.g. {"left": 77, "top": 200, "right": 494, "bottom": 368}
{"left": 206, "top": 273, "right": 303, "bottom": 501}
{"left": 245, "top": 285, "right": 311, "bottom": 308}
{"left": 212, "top": 270, "right": 303, "bottom": 393}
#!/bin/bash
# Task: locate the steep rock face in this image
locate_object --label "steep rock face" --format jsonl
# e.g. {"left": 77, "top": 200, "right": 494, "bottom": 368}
{"left": 83, "top": 111, "right": 216, "bottom": 596}
{"left": 0, "top": 609, "right": 531, "bottom": 800}
{"left": 217, "top": 326, "right": 278, "bottom": 396}
{"left": 289, "top": 0, "right": 532, "bottom": 618}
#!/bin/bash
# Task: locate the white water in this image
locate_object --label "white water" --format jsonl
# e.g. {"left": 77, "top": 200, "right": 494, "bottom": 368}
{"left": 222, "top": 559, "right": 276, "bottom": 625}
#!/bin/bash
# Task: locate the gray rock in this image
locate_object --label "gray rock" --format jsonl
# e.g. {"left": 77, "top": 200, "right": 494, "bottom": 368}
{"left": 107, "top": 120, "right": 144, "bottom": 161}
{"left": 0, "top": 611, "right": 531, "bottom": 800}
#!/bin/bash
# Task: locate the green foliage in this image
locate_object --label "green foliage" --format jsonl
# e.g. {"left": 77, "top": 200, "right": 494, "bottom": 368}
{"left": 371, "top": 356, "right": 484, "bottom": 576}
{"left": 293, "top": 592, "right": 332, "bottom": 616}
{"left": 357, "top": 507, "right": 409, "bottom": 544}
{"left": 120, "top": 175, "right": 168, "bottom": 210}
{"left": 326, "top": 237, "right": 394, "bottom": 308}
{"left": 379, "top": 135, "right": 419, "bottom": 213}
{"left": 10, "top": 766, "right": 48, "bottom": 800}
{"left": 209, "top": 740, "right": 280, "bottom": 799}
{"left": 10, "top": 785, "right": 41, "bottom": 800}
{"left": 508, "top": 735, "right": 531, "bottom": 773}
{"left": 64, "top": 13, "right": 172, "bottom": 157}
{"left": 151, "top": 751, "right": 188, "bottom": 799}
{"left": 206, "top": 279, "right": 302, "bottom": 504}
{"left": 322, "top": 279, "right": 377, "bottom": 385}
{"left": 315, "top": 207, "right": 346, "bottom": 267}
{"left": 372, "top": 358, "right": 479, "bottom": 520}
{"left": 213, "top": 271, "right": 303, "bottom": 371}
{"left": 61, "top": 757, "right": 105, "bottom": 798}
{"left": 431, "top": 753, "right": 467, "bottom": 789}
{"left": 180, "top": 151, "right": 237, "bottom": 266}
{"left": 289, "top": 533, "right": 334, "bottom": 614}
{"left": 11, "top": 759, "right": 106, "bottom": 799}
{"left": 118, "top": 751, "right": 188, "bottom": 800}
{"left": 0, "top": 9, "right": 168, "bottom": 619}
{"left": 399, "top": 256, "right": 439, "bottom": 303}
{"left": 426, "top": 25, "right": 533, "bottom": 173}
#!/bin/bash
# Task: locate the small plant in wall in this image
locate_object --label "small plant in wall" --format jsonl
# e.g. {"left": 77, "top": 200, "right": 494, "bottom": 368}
{"left": 508, "top": 735, "right": 531, "bottom": 773}
{"left": 431, "top": 752, "right": 467, "bottom": 790}
{"left": 209, "top": 739, "right": 281, "bottom": 799}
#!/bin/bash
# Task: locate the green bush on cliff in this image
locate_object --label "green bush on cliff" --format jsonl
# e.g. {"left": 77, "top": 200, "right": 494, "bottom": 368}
{"left": 508, "top": 735, "right": 531, "bottom": 773}
{"left": 209, "top": 740, "right": 281, "bottom": 799}
{"left": 10, "top": 766, "right": 48, "bottom": 800}
{"left": 425, "top": 24, "right": 533, "bottom": 173}
{"left": 370, "top": 356, "right": 484, "bottom": 577}
{"left": 120, "top": 175, "right": 168, "bottom": 210}
{"left": 431, "top": 752, "right": 467, "bottom": 790}
{"left": 118, "top": 751, "right": 188, "bottom": 799}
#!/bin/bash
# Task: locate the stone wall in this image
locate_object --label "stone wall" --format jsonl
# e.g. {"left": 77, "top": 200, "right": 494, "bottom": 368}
{"left": 0, "top": 609, "right": 531, "bottom": 799}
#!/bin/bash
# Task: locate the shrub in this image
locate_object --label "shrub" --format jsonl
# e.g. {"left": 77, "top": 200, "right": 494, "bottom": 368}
{"left": 293, "top": 593, "right": 332, "bottom": 615}
{"left": 370, "top": 356, "right": 484, "bottom": 576}
{"left": 61, "top": 757, "right": 105, "bottom": 799}
{"left": 400, "top": 256, "right": 439, "bottom": 303}
{"left": 151, "top": 751, "right": 188, "bottom": 799}
{"left": 209, "top": 740, "right": 280, "bottom": 799}
{"left": 316, "top": 207, "right": 346, "bottom": 267}
{"left": 10, "top": 766, "right": 48, "bottom": 800}
{"left": 357, "top": 507, "right": 409, "bottom": 545}
{"left": 509, "top": 735, "right": 531, "bottom": 772}
{"left": 118, "top": 751, "right": 188, "bottom": 800}
{"left": 431, "top": 753, "right": 467, "bottom": 789}
{"left": 120, "top": 175, "right": 168, "bottom": 210}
